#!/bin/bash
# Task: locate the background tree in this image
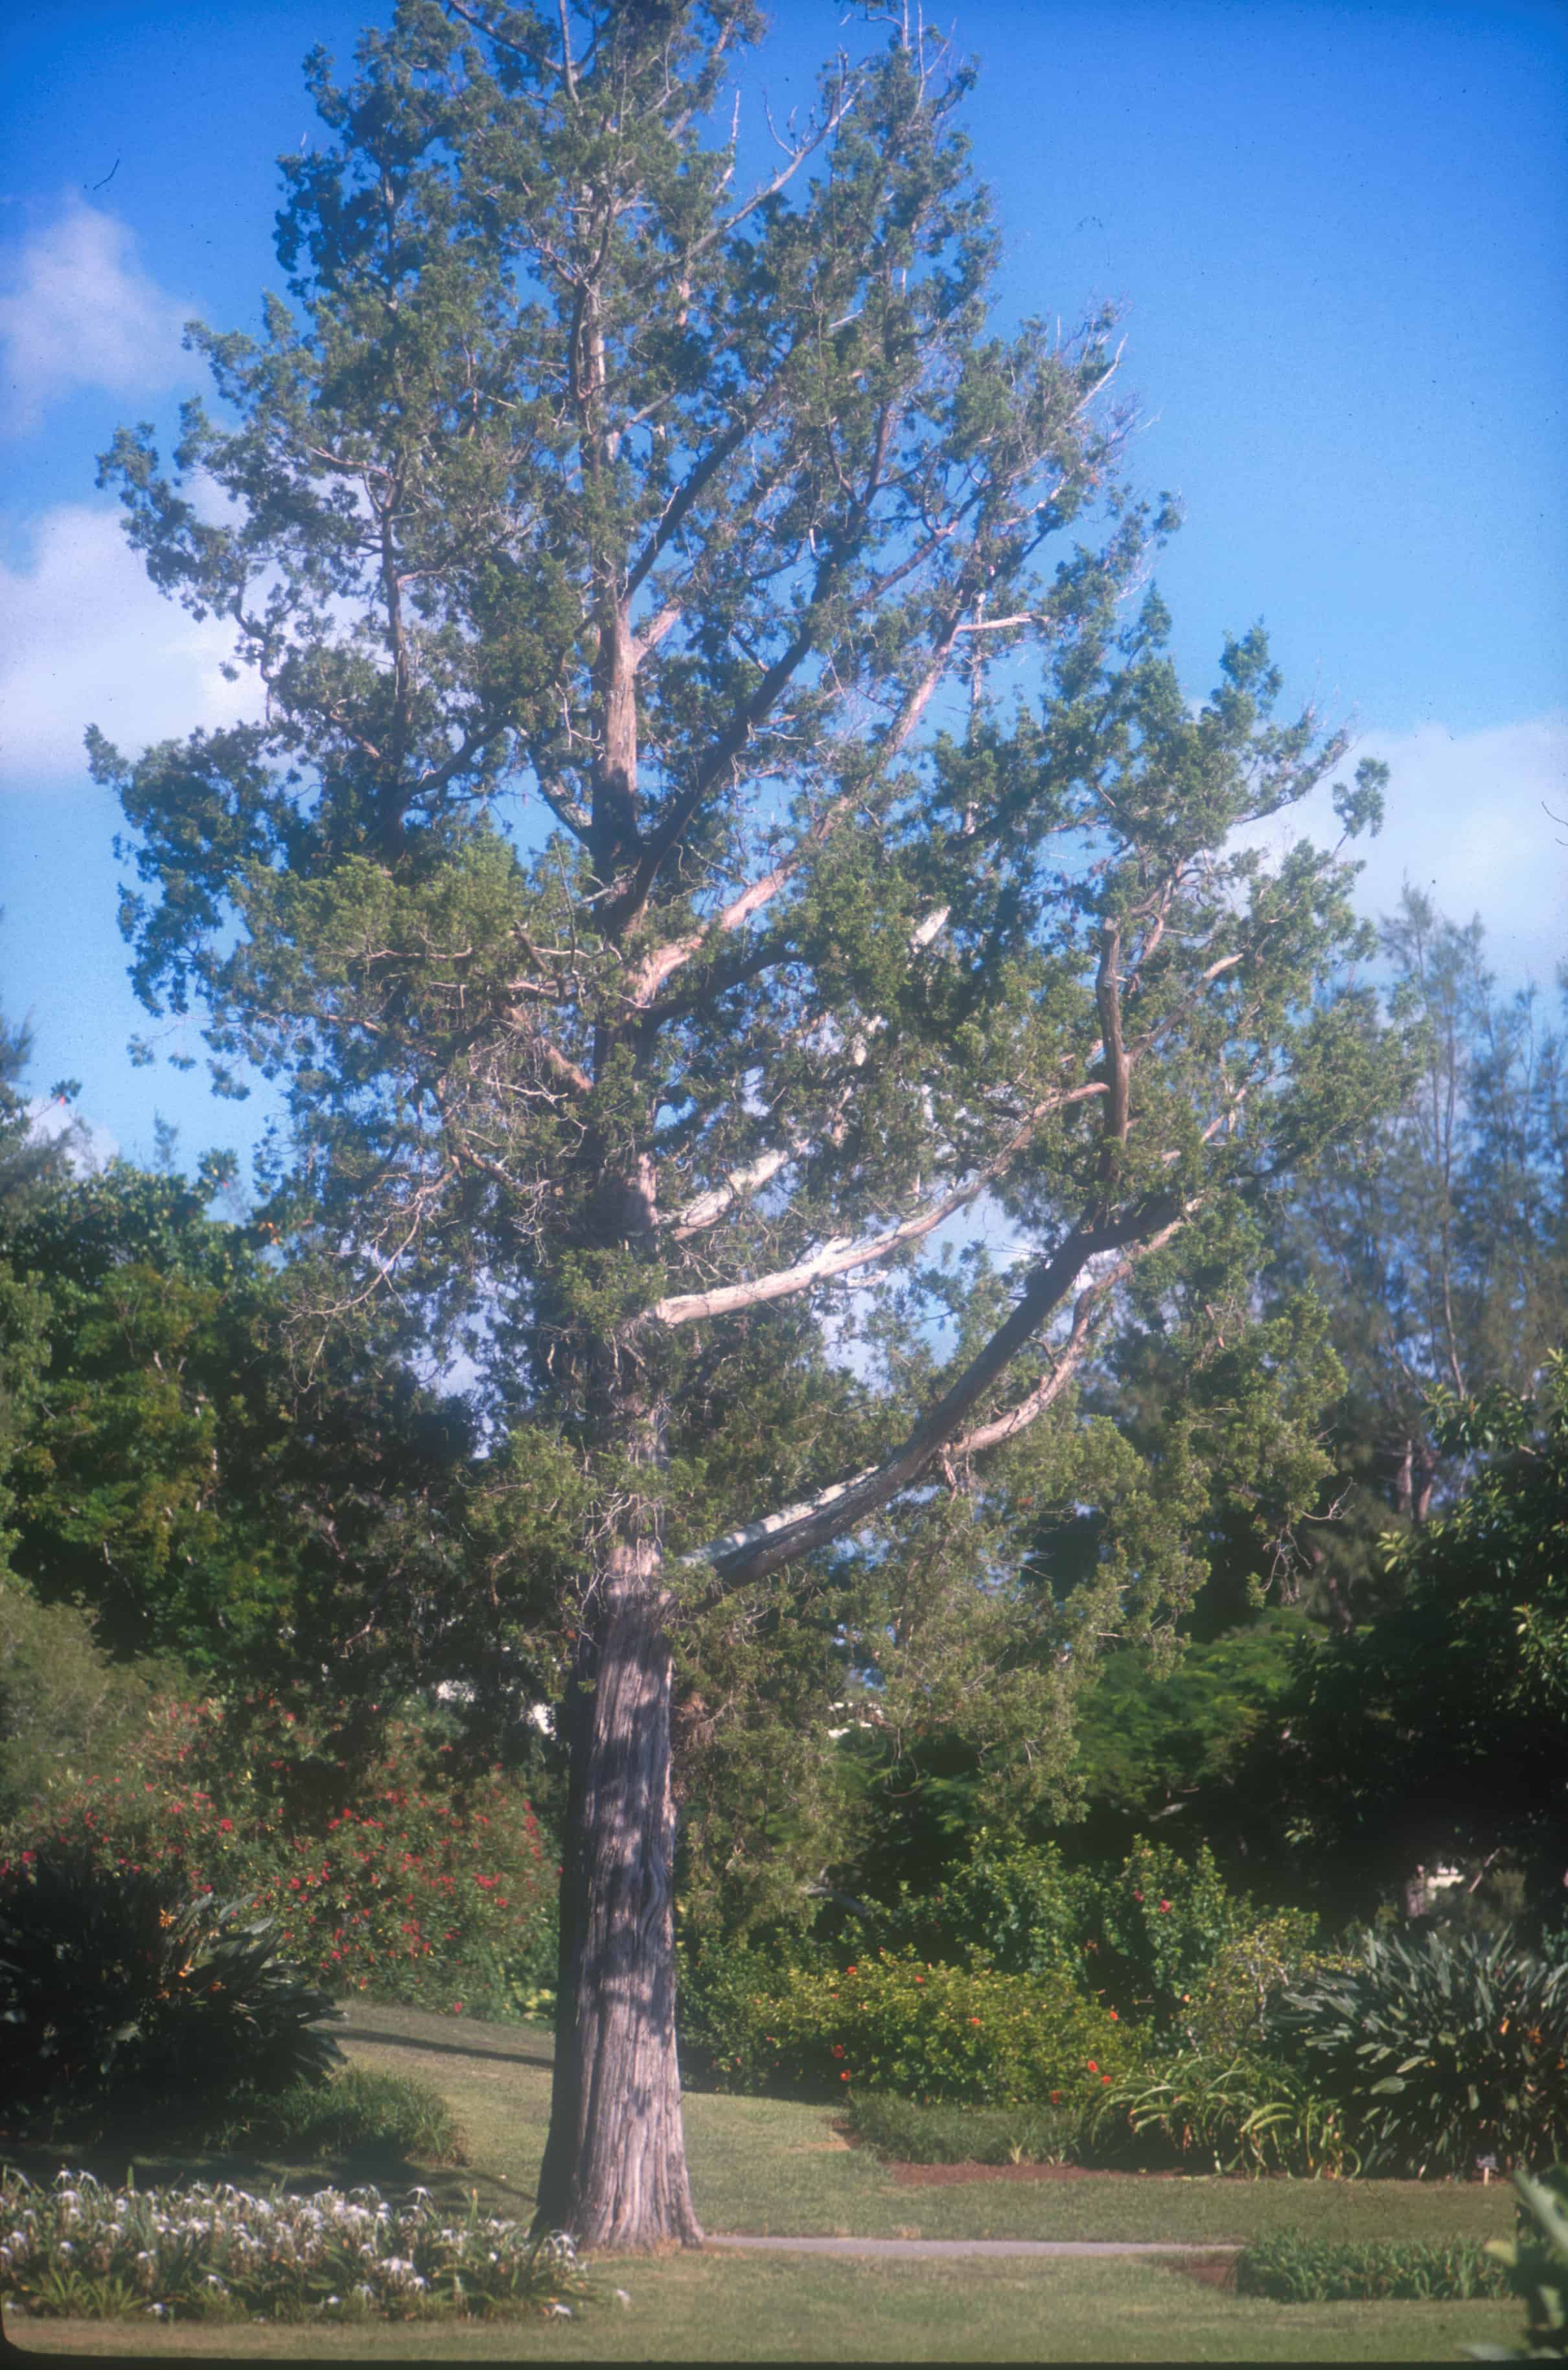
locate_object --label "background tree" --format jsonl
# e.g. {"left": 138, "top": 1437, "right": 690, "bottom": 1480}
{"left": 95, "top": 0, "right": 1396, "bottom": 2246}
{"left": 1265, "top": 1353, "right": 1568, "bottom": 1930}
{"left": 3, "top": 1158, "right": 489, "bottom": 1694}
{"left": 0, "top": 994, "right": 77, "bottom": 1594}
{"left": 1278, "top": 894, "right": 1566, "bottom": 1626}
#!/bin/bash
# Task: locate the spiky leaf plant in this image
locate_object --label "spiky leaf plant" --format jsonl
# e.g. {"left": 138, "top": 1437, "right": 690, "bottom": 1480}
{"left": 0, "top": 1847, "right": 340, "bottom": 2122}
{"left": 1271, "top": 1929, "right": 1568, "bottom": 2177}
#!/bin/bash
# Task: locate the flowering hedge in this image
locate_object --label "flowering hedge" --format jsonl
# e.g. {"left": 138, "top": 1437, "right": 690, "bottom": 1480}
{"left": 700, "top": 1946, "right": 1142, "bottom": 2108}
{"left": 0, "top": 2170, "right": 592, "bottom": 2323}
{"left": 1, "top": 1693, "right": 553, "bottom": 2018}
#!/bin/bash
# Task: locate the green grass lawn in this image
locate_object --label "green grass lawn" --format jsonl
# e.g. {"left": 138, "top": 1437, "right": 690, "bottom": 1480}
{"left": 1, "top": 2000, "right": 1528, "bottom": 2362}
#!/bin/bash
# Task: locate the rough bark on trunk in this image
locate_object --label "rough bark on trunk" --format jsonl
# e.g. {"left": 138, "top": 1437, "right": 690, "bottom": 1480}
{"left": 533, "top": 1561, "right": 702, "bottom": 2248}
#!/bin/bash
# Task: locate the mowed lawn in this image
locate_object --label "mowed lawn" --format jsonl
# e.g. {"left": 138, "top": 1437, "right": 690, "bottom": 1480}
{"left": 3, "top": 2001, "right": 1528, "bottom": 2361}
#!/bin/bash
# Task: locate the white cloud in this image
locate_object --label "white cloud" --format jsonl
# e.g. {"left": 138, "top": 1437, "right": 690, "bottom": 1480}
{"left": 1237, "top": 715, "right": 1568, "bottom": 990}
{"left": 0, "top": 503, "right": 261, "bottom": 785}
{"left": 0, "top": 199, "right": 191, "bottom": 431}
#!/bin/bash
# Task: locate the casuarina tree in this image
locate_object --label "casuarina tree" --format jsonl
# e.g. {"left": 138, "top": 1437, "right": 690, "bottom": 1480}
{"left": 93, "top": 0, "right": 1392, "bottom": 2246}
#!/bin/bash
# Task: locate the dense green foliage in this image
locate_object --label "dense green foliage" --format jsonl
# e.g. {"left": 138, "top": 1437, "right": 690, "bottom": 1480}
{"left": 217, "top": 2064, "right": 463, "bottom": 2165}
{"left": 1236, "top": 2232, "right": 1510, "bottom": 2303}
{"left": 1064, "top": 1615, "right": 1308, "bottom": 1859}
{"left": 683, "top": 1943, "right": 1138, "bottom": 2108}
{"left": 1, "top": 1162, "right": 484, "bottom": 1689}
{"left": 1273, "top": 1357, "right": 1568, "bottom": 1922}
{"left": 1271, "top": 1930, "right": 1568, "bottom": 2178}
{"left": 0, "top": 1850, "right": 340, "bottom": 2122}
{"left": 866, "top": 1833, "right": 1317, "bottom": 2038}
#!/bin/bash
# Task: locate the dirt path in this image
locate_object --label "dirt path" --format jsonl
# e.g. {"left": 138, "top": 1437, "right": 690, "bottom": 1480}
{"left": 708, "top": 2235, "right": 1242, "bottom": 2258}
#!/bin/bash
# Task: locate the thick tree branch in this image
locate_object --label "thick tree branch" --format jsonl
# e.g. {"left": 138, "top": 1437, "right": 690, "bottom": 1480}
{"left": 650, "top": 1082, "right": 1107, "bottom": 1325}
{"left": 1095, "top": 919, "right": 1131, "bottom": 1188}
{"left": 952, "top": 1216, "right": 1186, "bottom": 1456}
{"left": 693, "top": 1194, "right": 1186, "bottom": 1585}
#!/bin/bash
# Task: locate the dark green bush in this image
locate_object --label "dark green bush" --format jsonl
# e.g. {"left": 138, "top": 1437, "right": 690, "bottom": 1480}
{"left": 216, "top": 2065, "right": 462, "bottom": 2164}
{"left": 1085, "top": 2049, "right": 1360, "bottom": 2176}
{"left": 845, "top": 2091, "right": 1081, "bottom": 2165}
{"left": 1237, "top": 2232, "right": 1509, "bottom": 2303}
{"left": 0, "top": 1848, "right": 340, "bottom": 2120}
{"left": 1271, "top": 1929, "right": 1568, "bottom": 2176}
{"left": 678, "top": 1931, "right": 824, "bottom": 2082}
{"left": 1473, "top": 2168, "right": 1568, "bottom": 2360}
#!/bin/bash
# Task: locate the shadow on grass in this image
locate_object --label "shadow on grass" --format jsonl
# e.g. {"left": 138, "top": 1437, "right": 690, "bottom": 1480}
{"left": 0, "top": 2116, "right": 525, "bottom": 2219}
{"left": 330, "top": 2021, "right": 554, "bottom": 2073}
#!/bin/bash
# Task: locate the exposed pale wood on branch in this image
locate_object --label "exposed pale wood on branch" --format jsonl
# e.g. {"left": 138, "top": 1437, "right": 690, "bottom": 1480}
{"left": 693, "top": 1194, "right": 1186, "bottom": 1586}
{"left": 649, "top": 1081, "right": 1108, "bottom": 1326}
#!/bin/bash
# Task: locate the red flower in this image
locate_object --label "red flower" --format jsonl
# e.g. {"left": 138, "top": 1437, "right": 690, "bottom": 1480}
{"left": 1157, "top": 1900, "right": 1172, "bottom": 1913}
{"left": 845, "top": 1965, "right": 857, "bottom": 1976}
{"left": 1049, "top": 2090, "right": 1061, "bottom": 2104}
{"left": 217, "top": 1819, "right": 234, "bottom": 1834}
{"left": 452, "top": 2001, "right": 463, "bottom": 2014}
{"left": 1086, "top": 2060, "right": 1098, "bottom": 2073}
{"left": 1131, "top": 1891, "right": 1144, "bottom": 1903}
{"left": 840, "top": 2071, "right": 851, "bottom": 2082}
{"left": 832, "top": 2043, "right": 846, "bottom": 2059}
{"left": 1108, "top": 2010, "right": 1118, "bottom": 2021}
{"left": 970, "top": 2017, "right": 982, "bottom": 2027}
{"left": 1101, "top": 2073, "right": 1112, "bottom": 2085}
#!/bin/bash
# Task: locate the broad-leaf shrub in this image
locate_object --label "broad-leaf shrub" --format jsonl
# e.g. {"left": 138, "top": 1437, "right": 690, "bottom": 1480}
{"left": 0, "top": 2171, "right": 592, "bottom": 2323}
{"left": 0, "top": 1848, "right": 340, "bottom": 2119}
{"left": 1476, "top": 2167, "right": 1568, "bottom": 2360}
{"left": 691, "top": 1946, "right": 1140, "bottom": 2108}
{"left": 1271, "top": 1929, "right": 1568, "bottom": 2176}
{"left": 882, "top": 1835, "right": 1305, "bottom": 2037}
{"left": 6, "top": 1692, "right": 553, "bottom": 2016}
{"left": 1180, "top": 1915, "right": 1345, "bottom": 2056}
{"left": 1085, "top": 2049, "right": 1360, "bottom": 2177}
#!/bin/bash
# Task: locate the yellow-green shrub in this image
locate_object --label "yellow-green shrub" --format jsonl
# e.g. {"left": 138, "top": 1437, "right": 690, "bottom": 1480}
{"left": 709, "top": 1946, "right": 1141, "bottom": 2107}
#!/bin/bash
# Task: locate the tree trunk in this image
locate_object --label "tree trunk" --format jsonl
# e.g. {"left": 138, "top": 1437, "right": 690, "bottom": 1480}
{"left": 533, "top": 1553, "right": 703, "bottom": 2250}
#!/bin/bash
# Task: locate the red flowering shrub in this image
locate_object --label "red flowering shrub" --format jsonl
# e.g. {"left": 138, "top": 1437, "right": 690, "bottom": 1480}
{"left": 3, "top": 1694, "right": 553, "bottom": 2017}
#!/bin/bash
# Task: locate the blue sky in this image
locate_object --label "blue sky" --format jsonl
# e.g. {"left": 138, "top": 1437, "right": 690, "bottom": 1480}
{"left": 1, "top": 0, "right": 1565, "bottom": 1182}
